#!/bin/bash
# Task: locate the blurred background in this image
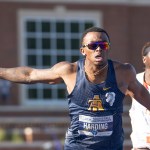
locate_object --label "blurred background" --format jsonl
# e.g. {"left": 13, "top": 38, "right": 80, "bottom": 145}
{"left": 0, "top": 0, "right": 150, "bottom": 149}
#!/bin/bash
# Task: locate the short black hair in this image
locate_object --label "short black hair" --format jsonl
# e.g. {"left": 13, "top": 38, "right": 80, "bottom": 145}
{"left": 80, "top": 27, "right": 110, "bottom": 45}
{"left": 142, "top": 42, "right": 150, "bottom": 56}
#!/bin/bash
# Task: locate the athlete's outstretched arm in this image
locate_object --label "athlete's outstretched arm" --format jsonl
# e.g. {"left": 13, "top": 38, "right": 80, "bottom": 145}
{"left": 0, "top": 61, "right": 71, "bottom": 84}
{"left": 127, "top": 65, "right": 150, "bottom": 110}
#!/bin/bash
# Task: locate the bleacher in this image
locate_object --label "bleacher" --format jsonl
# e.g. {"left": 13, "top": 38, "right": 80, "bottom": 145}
{"left": 0, "top": 106, "right": 69, "bottom": 150}
{"left": 0, "top": 103, "right": 132, "bottom": 150}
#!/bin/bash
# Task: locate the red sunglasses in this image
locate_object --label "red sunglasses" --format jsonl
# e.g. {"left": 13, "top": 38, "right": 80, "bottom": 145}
{"left": 82, "top": 41, "right": 110, "bottom": 51}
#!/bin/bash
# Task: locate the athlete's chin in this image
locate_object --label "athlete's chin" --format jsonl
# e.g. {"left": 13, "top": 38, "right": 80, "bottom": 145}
{"left": 94, "top": 58, "right": 103, "bottom": 64}
{"left": 94, "top": 60, "right": 103, "bottom": 65}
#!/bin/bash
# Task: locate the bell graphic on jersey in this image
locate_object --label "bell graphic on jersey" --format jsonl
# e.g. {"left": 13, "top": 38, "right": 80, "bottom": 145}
{"left": 88, "top": 95, "right": 104, "bottom": 111}
{"left": 105, "top": 92, "right": 115, "bottom": 106}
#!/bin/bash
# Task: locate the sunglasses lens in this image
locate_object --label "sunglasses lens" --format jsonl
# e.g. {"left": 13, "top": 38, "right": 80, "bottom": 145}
{"left": 100, "top": 42, "right": 109, "bottom": 50}
{"left": 88, "top": 43, "right": 98, "bottom": 50}
{"left": 87, "top": 42, "right": 109, "bottom": 50}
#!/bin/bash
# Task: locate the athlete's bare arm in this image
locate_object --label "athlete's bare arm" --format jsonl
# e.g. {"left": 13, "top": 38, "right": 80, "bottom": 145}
{"left": 116, "top": 62, "right": 150, "bottom": 110}
{"left": 0, "top": 61, "right": 77, "bottom": 88}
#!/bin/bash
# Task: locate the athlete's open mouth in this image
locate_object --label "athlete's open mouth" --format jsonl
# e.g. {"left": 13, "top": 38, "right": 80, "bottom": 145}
{"left": 95, "top": 55, "right": 103, "bottom": 61}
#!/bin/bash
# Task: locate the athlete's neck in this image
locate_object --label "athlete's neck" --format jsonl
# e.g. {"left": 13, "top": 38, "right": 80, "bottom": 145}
{"left": 84, "top": 60, "right": 108, "bottom": 74}
{"left": 84, "top": 60, "right": 108, "bottom": 83}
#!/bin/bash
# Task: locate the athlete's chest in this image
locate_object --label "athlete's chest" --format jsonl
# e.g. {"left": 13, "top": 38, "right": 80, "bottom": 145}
{"left": 71, "top": 81, "right": 124, "bottom": 111}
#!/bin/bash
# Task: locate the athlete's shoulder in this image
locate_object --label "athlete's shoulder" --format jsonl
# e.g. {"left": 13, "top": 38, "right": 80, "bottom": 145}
{"left": 52, "top": 61, "right": 77, "bottom": 75}
{"left": 110, "top": 59, "right": 135, "bottom": 72}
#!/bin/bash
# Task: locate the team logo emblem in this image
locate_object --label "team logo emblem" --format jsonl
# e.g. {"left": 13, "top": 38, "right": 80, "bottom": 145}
{"left": 88, "top": 95, "right": 104, "bottom": 111}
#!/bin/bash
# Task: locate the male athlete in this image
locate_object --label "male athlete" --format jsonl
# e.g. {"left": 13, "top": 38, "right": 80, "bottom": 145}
{"left": 130, "top": 42, "right": 150, "bottom": 150}
{"left": 0, "top": 27, "right": 150, "bottom": 150}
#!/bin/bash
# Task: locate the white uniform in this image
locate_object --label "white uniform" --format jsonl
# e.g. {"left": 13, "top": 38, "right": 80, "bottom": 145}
{"left": 129, "top": 72, "right": 150, "bottom": 148}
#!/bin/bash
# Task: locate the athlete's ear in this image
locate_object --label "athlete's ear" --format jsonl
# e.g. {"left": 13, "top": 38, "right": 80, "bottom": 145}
{"left": 80, "top": 47, "right": 86, "bottom": 56}
{"left": 143, "top": 56, "right": 146, "bottom": 64}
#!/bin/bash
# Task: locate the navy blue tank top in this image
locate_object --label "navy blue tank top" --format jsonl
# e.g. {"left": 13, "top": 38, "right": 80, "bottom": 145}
{"left": 65, "top": 59, "right": 125, "bottom": 150}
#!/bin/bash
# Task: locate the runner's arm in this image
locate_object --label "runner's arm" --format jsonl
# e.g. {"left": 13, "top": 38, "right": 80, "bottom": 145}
{"left": 0, "top": 62, "right": 70, "bottom": 84}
